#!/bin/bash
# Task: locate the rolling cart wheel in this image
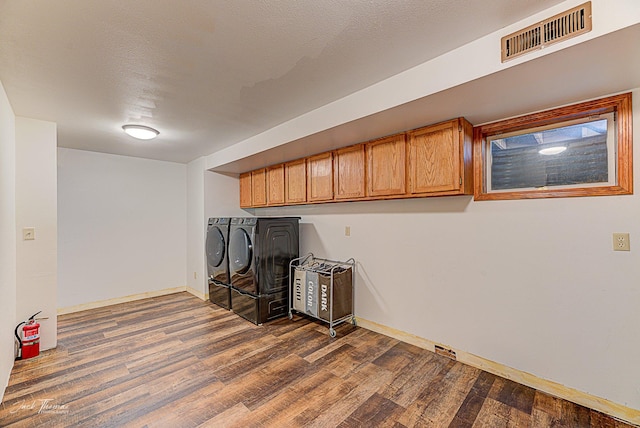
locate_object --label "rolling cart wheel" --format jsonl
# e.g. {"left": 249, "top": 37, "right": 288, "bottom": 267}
{"left": 351, "top": 317, "right": 357, "bottom": 327}
{"left": 329, "top": 328, "right": 337, "bottom": 338}
{"left": 288, "top": 312, "right": 293, "bottom": 320}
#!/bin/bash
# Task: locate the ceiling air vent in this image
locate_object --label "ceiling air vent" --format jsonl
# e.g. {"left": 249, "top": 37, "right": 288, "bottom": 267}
{"left": 501, "top": 1, "right": 592, "bottom": 62}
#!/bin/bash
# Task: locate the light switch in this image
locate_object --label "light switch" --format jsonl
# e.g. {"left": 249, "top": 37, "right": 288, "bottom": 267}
{"left": 23, "top": 227, "right": 35, "bottom": 241}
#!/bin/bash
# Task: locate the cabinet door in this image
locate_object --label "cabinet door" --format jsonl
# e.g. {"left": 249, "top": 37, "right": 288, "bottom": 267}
{"left": 366, "top": 134, "right": 406, "bottom": 197}
{"left": 307, "top": 152, "right": 333, "bottom": 202}
{"left": 407, "top": 120, "right": 460, "bottom": 194}
{"left": 267, "top": 164, "right": 285, "bottom": 206}
{"left": 285, "top": 159, "right": 307, "bottom": 204}
{"left": 239, "top": 172, "right": 252, "bottom": 208}
{"left": 251, "top": 168, "right": 267, "bottom": 207}
{"left": 334, "top": 144, "right": 365, "bottom": 200}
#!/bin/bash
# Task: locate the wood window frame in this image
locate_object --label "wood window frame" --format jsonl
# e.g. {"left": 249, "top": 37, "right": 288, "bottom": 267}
{"left": 473, "top": 93, "right": 633, "bottom": 200}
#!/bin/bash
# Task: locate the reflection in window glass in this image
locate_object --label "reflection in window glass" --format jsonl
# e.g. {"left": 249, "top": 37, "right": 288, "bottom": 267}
{"left": 487, "top": 115, "right": 615, "bottom": 192}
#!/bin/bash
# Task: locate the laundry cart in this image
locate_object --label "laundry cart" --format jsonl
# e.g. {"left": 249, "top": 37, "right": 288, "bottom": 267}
{"left": 288, "top": 253, "right": 356, "bottom": 337}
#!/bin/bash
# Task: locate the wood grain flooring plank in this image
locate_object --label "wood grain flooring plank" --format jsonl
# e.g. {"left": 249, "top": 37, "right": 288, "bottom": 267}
{"left": 449, "top": 391, "right": 489, "bottom": 427}
{"left": 303, "top": 363, "right": 395, "bottom": 428}
{"left": 192, "top": 326, "right": 268, "bottom": 359}
{"left": 227, "top": 369, "right": 343, "bottom": 427}
{"left": 488, "top": 376, "right": 536, "bottom": 415}
{"left": 188, "top": 358, "right": 322, "bottom": 426}
{"left": 531, "top": 390, "right": 600, "bottom": 427}
{"left": 303, "top": 326, "right": 371, "bottom": 363}
{"left": 4, "top": 353, "right": 201, "bottom": 427}
{"left": 2, "top": 292, "right": 635, "bottom": 428}
{"left": 471, "top": 397, "right": 531, "bottom": 428}
{"left": 423, "top": 363, "right": 481, "bottom": 426}
{"left": 238, "top": 354, "right": 312, "bottom": 410}
{"left": 195, "top": 402, "right": 252, "bottom": 428}
{"left": 338, "top": 392, "right": 406, "bottom": 428}
{"left": 396, "top": 360, "right": 478, "bottom": 427}
{"left": 172, "top": 319, "right": 254, "bottom": 352}
{"left": 4, "top": 348, "right": 69, "bottom": 384}
{"left": 203, "top": 336, "right": 283, "bottom": 382}
{"left": 121, "top": 372, "right": 227, "bottom": 428}
{"left": 450, "top": 370, "right": 497, "bottom": 426}
{"left": 5, "top": 333, "right": 180, "bottom": 391}
{"left": 73, "top": 360, "right": 220, "bottom": 427}
{"left": 163, "top": 310, "right": 246, "bottom": 338}
{"left": 590, "top": 410, "right": 632, "bottom": 428}
{"left": 263, "top": 315, "right": 314, "bottom": 337}
{"left": 311, "top": 332, "right": 398, "bottom": 379}
{"left": 0, "top": 364, "right": 131, "bottom": 427}
{"left": 271, "top": 320, "right": 334, "bottom": 357}
{"left": 372, "top": 341, "right": 428, "bottom": 373}
{"left": 377, "top": 350, "right": 448, "bottom": 408}
{"left": 56, "top": 320, "right": 118, "bottom": 340}
{"left": 3, "top": 351, "right": 132, "bottom": 403}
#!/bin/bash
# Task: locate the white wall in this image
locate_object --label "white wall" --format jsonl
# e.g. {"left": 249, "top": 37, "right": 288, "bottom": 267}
{"left": 15, "top": 117, "right": 57, "bottom": 351}
{"left": 206, "top": 0, "right": 640, "bottom": 170}
{"left": 204, "top": 170, "right": 247, "bottom": 219}
{"left": 57, "top": 148, "right": 187, "bottom": 308}
{"left": 186, "top": 158, "right": 246, "bottom": 298}
{"left": 252, "top": 89, "right": 640, "bottom": 410}
{"left": 187, "top": 157, "right": 207, "bottom": 296}
{"left": 198, "top": 0, "right": 640, "bottom": 413}
{"left": 0, "top": 81, "right": 16, "bottom": 402}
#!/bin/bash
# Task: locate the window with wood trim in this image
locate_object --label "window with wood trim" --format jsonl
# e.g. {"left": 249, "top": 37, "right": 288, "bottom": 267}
{"left": 473, "top": 93, "right": 633, "bottom": 200}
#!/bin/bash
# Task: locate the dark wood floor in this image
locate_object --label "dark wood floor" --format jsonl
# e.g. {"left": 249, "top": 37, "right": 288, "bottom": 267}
{"left": 0, "top": 292, "right": 632, "bottom": 427}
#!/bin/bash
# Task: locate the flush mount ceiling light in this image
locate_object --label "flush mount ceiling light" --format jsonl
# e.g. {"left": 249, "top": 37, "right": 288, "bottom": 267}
{"left": 122, "top": 124, "right": 159, "bottom": 140}
{"left": 539, "top": 146, "right": 567, "bottom": 155}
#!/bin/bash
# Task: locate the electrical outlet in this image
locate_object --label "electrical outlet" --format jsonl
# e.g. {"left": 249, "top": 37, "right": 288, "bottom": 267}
{"left": 22, "top": 227, "right": 35, "bottom": 241}
{"left": 613, "top": 233, "right": 630, "bottom": 251}
{"left": 345, "top": 226, "right": 351, "bottom": 237}
{"left": 193, "top": 272, "right": 197, "bottom": 279}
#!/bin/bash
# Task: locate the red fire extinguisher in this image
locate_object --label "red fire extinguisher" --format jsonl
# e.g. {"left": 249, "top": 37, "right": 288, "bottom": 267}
{"left": 15, "top": 311, "right": 42, "bottom": 360}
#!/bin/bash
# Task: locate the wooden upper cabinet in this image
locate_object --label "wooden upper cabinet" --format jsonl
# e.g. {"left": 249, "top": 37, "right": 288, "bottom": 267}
{"left": 238, "top": 117, "right": 473, "bottom": 208}
{"left": 407, "top": 118, "right": 472, "bottom": 195}
{"left": 239, "top": 172, "right": 252, "bottom": 208}
{"left": 251, "top": 168, "right": 267, "bottom": 207}
{"left": 285, "top": 159, "right": 307, "bottom": 204}
{"left": 266, "top": 164, "right": 285, "bottom": 206}
{"left": 366, "top": 134, "right": 406, "bottom": 197}
{"left": 307, "top": 152, "right": 334, "bottom": 202}
{"left": 334, "top": 144, "right": 365, "bottom": 200}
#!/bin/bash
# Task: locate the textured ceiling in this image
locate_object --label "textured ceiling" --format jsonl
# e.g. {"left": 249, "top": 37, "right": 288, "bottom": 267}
{"left": 0, "top": 0, "right": 566, "bottom": 163}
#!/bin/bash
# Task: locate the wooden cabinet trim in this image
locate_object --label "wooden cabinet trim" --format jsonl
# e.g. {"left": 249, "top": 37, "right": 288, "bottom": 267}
{"left": 366, "top": 133, "right": 406, "bottom": 197}
{"left": 407, "top": 119, "right": 460, "bottom": 195}
{"left": 285, "top": 159, "right": 307, "bottom": 204}
{"left": 307, "top": 152, "right": 334, "bottom": 202}
{"left": 239, "top": 172, "right": 252, "bottom": 208}
{"left": 251, "top": 168, "right": 267, "bottom": 207}
{"left": 334, "top": 144, "right": 366, "bottom": 200}
{"left": 266, "top": 164, "right": 285, "bottom": 206}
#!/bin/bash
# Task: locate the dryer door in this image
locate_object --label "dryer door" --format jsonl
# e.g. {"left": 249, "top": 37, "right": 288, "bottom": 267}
{"left": 206, "top": 225, "right": 227, "bottom": 284}
{"left": 229, "top": 228, "right": 256, "bottom": 293}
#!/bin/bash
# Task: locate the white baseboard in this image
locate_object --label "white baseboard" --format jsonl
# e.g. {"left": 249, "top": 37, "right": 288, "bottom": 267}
{"left": 186, "top": 286, "right": 208, "bottom": 301}
{"left": 355, "top": 317, "right": 640, "bottom": 426}
{"left": 0, "top": 362, "right": 12, "bottom": 404}
{"left": 57, "top": 287, "right": 188, "bottom": 315}
{"left": 57, "top": 286, "right": 210, "bottom": 316}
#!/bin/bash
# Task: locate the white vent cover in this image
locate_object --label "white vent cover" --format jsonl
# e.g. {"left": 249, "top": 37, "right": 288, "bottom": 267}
{"left": 501, "top": 2, "right": 592, "bottom": 62}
